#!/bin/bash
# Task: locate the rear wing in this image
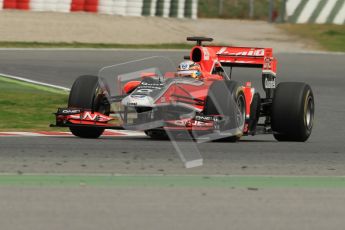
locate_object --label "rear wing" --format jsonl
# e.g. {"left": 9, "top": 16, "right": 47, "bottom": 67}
{"left": 188, "top": 45, "right": 277, "bottom": 77}
{"left": 215, "top": 46, "right": 276, "bottom": 76}
{"left": 187, "top": 37, "right": 277, "bottom": 98}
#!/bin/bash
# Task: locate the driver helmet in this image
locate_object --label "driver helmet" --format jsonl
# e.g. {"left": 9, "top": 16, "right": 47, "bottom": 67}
{"left": 176, "top": 61, "right": 202, "bottom": 79}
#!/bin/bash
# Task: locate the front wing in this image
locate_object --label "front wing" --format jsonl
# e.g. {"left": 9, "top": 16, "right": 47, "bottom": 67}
{"left": 51, "top": 108, "right": 222, "bottom": 132}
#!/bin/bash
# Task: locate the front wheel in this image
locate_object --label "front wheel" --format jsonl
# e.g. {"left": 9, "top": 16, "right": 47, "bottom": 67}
{"left": 69, "top": 126, "right": 105, "bottom": 139}
{"left": 68, "top": 75, "right": 109, "bottom": 138}
{"left": 204, "top": 81, "right": 246, "bottom": 142}
{"left": 271, "top": 82, "right": 314, "bottom": 142}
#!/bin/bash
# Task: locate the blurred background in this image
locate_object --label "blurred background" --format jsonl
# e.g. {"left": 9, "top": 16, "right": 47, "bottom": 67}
{"left": 0, "top": 0, "right": 343, "bottom": 52}
{"left": 0, "top": 0, "right": 344, "bottom": 22}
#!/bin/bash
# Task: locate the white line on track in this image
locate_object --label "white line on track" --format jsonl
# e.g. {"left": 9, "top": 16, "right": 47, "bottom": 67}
{"left": 0, "top": 72, "right": 70, "bottom": 91}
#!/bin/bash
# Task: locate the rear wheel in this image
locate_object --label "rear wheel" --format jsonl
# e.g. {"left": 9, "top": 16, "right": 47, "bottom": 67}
{"left": 144, "top": 130, "right": 168, "bottom": 140}
{"left": 68, "top": 75, "right": 109, "bottom": 138}
{"left": 204, "top": 81, "right": 246, "bottom": 142}
{"left": 271, "top": 82, "right": 314, "bottom": 142}
{"left": 248, "top": 92, "right": 261, "bottom": 134}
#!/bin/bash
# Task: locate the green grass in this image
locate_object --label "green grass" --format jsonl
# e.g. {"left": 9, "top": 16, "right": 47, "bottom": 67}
{"left": 279, "top": 24, "right": 345, "bottom": 52}
{"left": 0, "top": 76, "right": 68, "bottom": 131}
{"left": 0, "top": 41, "right": 193, "bottom": 49}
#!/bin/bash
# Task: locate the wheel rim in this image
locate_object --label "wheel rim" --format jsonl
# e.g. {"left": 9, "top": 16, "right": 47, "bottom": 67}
{"left": 94, "top": 85, "right": 109, "bottom": 115}
{"left": 236, "top": 94, "right": 246, "bottom": 126}
{"left": 305, "top": 93, "right": 314, "bottom": 130}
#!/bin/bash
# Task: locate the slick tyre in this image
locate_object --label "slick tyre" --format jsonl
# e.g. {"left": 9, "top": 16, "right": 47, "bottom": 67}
{"left": 271, "top": 82, "right": 314, "bottom": 142}
{"left": 204, "top": 81, "right": 246, "bottom": 142}
{"left": 144, "top": 130, "right": 169, "bottom": 140}
{"left": 248, "top": 92, "right": 261, "bottom": 133}
{"left": 68, "top": 75, "right": 108, "bottom": 138}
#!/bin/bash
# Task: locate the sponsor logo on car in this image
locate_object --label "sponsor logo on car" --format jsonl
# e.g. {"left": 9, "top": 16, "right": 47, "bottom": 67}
{"left": 217, "top": 47, "right": 265, "bottom": 57}
{"left": 195, "top": 115, "right": 214, "bottom": 121}
{"left": 131, "top": 95, "right": 147, "bottom": 98}
{"left": 60, "top": 109, "right": 81, "bottom": 114}
{"left": 173, "top": 119, "right": 213, "bottom": 127}
{"left": 264, "top": 78, "right": 276, "bottom": 89}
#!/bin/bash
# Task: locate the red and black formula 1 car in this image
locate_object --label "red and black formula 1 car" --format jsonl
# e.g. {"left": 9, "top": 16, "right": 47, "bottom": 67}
{"left": 52, "top": 37, "right": 314, "bottom": 142}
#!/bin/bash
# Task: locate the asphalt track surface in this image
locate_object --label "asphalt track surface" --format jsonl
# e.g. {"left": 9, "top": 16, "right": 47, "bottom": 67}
{"left": 1, "top": 49, "right": 345, "bottom": 230}
{"left": 0, "top": 49, "right": 344, "bottom": 175}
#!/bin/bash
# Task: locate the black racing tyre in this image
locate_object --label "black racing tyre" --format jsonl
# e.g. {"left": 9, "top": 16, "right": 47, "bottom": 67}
{"left": 248, "top": 92, "right": 261, "bottom": 133}
{"left": 68, "top": 75, "right": 108, "bottom": 139}
{"left": 204, "top": 81, "right": 246, "bottom": 142}
{"left": 69, "top": 126, "right": 105, "bottom": 139}
{"left": 144, "top": 130, "right": 169, "bottom": 140}
{"left": 271, "top": 82, "right": 314, "bottom": 142}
